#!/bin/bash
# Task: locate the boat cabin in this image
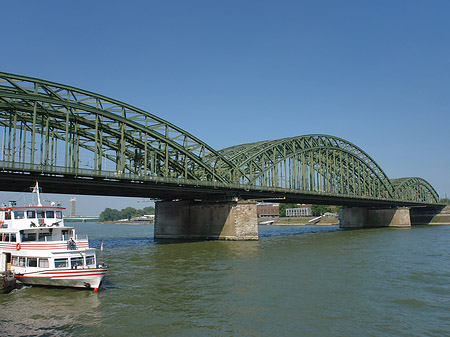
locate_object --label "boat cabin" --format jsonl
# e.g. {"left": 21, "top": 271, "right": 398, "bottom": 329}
{"left": 0, "top": 206, "right": 64, "bottom": 229}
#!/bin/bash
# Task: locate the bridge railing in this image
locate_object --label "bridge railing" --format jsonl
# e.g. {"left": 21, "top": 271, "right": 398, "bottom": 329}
{"left": 0, "top": 160, "right": 431, "bottom": 206}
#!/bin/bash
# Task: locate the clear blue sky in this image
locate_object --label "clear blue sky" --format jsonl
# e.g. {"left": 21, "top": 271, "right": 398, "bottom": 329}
{"left": 1, "top": 1, "right": 449, "bottom": 215}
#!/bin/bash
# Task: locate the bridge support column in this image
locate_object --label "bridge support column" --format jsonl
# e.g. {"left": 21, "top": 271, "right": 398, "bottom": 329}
{"left": 339, "top": 207, "right": 411, "bottom": 228}
{"left": 154, "top": 199, "right": 258, "bottom": 240}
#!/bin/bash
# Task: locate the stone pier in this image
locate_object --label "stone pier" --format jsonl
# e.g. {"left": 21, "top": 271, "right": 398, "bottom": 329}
{"left": 339, "top": 207, "right": 411, "bottom": 228}
{"left": 154, "top": 199, "right": 258, "bottom": 240}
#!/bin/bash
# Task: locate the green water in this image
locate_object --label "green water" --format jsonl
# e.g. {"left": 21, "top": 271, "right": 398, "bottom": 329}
{"left": 1, "top": 224, "right": 450, "bottom": 336}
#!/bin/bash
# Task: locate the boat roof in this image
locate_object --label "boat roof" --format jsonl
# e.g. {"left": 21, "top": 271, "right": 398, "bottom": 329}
{"left": 0, "top": 206, "right": 65, "bottom": 211}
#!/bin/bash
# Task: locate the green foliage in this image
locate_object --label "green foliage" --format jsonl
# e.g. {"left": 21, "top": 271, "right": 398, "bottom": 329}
{"left": 99, "top": 208, "right": 120, "bottom": 222}
{"left": 439, "top": 198, "right": 450, "bottom": 205}
{"left": 99, "top": 206, "right": 155, "bottom": 222}
{"left": 311, "top": 205, "right": 332, "bottom": 216}
{"left": 278, "top": 203, "right": 298, "bottom": 217}
{"left": 120, "top": 207, "right": 136, "bottom": 220}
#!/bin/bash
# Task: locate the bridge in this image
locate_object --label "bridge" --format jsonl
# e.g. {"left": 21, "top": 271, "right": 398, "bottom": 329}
{"left": 0, "top": 72, "right": 443, "bottom": 240}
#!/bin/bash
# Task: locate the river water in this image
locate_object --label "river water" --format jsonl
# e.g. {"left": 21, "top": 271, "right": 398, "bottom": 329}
{"left": 1, "top": 223, "right": 450, "bottom": 336}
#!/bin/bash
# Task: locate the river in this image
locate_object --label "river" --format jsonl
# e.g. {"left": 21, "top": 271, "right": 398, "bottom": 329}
{"left": 1, "top": 223, "right": 450, "bottom": 336}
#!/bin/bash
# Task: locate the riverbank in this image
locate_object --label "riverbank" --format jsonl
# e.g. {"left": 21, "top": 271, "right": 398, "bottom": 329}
{"left": 100, "top": 220, "right": 153, "bottom": 225}
{"left": 261, "top": 217, "right": 339, "bottom": 226}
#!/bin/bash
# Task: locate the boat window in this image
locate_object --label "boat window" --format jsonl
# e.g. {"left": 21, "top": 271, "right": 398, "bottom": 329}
{"left": 11, "top": 256, "right": 19, "bottom": 266}
{"left": 0, "top": 234, "right": 2, "bottom": 241}
{"left": 19, "top": 257, "right": 25, "bottom": 267}
{"left": 85, "top": 255, "right": 95, "bottom": 266}
{"left": 54, "top": 258, "right": 68, "bottom": 268}
{"left": 27, "top": 211, "right": 36, "bottom": 219}
{"left": 4, "top": 233, "right": 10, "bottom": 242}
{"left": 14, "top": 211, "right": 25, "bottom": 219}
{"left": 27, "top": 257, "right": 38, "bottom": 267}
{"left": 56, "top": 211, "right": 62, "bottom": 219}
{"left": 38, "top": 232, "right": 52, "bottom": 241}
{"left": 10, "top": 233, "right": 16, "bottom": 242}
{"left": 46, "top": 211, "right": 55, "bottom": 218}
{"left": 71, "top": 257, "right": 84, "bottom": 268}
{"left": 37, "top": 211, "right": 45, "bottom": 219}
{"left": 5, "top": 211, "right": 11, "bottom": 220}
{"left": 22, "top": 232, "right": 37, "bottom": 241}
{"left": 61, "top": 229, "right": 71, "bottom": 240}
{"left": 39, "top": 258, "right": 49, "bottom": 268}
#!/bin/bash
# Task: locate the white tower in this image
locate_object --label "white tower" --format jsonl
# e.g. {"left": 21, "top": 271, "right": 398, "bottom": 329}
{"left": 70, "top": 197, "right": 77, "bottom": 217}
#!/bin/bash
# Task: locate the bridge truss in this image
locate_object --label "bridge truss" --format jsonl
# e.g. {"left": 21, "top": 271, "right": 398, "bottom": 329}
{"left": 0, "top": 72, "right": 440, "bottom": 205}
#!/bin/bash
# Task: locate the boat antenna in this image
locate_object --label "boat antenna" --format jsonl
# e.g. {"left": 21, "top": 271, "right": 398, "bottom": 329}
{"left": 32, "top": 181, "right": 42, "bottom": 207}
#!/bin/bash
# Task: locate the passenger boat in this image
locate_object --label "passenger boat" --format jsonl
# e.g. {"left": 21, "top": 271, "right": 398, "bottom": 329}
{"left": 0, "top": 182, "right": 107, "bottom": 291}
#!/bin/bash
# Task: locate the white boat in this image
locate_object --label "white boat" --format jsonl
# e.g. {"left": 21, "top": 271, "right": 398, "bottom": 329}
{"left": 0, "top": 182, "right": 107, "bottom": 291}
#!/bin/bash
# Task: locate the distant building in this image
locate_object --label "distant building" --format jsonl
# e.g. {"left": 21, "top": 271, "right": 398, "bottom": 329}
{"left": 257, "top": 203, "right": 279, "bottom": 218}
{"left": 286, "top": 205, "right": 312, "bottom": 217}
{"left": 70, "top": 197, "right": 76, "bottom": 217}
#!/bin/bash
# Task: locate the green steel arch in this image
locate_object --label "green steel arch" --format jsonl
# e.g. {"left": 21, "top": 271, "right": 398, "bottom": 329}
{"left": 217, "top": 135, "right": 396, "bottom": 199}
{"left": 0, "top": 72, "right": 440, "bottom": 204}
{"left": 391, "top": 177, "right": 439, "bottom": 203}
{"left": 0, "top": 72, "right": 240, "bottom": 183}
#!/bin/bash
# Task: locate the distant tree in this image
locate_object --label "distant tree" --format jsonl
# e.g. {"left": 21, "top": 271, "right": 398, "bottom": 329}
{"left": 142, "top": 206, "right": 155, "bottom": 215}
{"left": 311, "top": 205, "right": 331, "bottom": 216}
{"left": 135, "top": 206, "right": 155, "bottom": 217}
{"left": 99, "top": 205, "right": 156, "bottom": 222}
{"left": 135, "top": 209, "right": 144, "bottom": 217}
{"left": 279, "top": 203, "right": 298, "bottom": 217}
{"left": 440, "top": 198, "right": 450, "bottom": 205}
{"left": 99, "top": 208, "right": 121, "bottom": 222}
{"left": 119, "top": 207, "right": 137, "bottom": 220}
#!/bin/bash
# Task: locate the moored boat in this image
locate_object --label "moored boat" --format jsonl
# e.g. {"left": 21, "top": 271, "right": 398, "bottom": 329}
{"left": 0, "top": 182, "right": 107, "bottom": 291}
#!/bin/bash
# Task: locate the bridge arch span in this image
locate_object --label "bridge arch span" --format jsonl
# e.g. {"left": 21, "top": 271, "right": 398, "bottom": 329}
{"left": 0, "top": 72, "right": 440, "bottom": 205}
{"left": 0, "top": 72, "right": 239, "bottom": 183}
{"left": 218, "top": 135, "right": 396, "bottom": 199}
{"left": 391, "top": 177, "right": 439, "bottom": 203}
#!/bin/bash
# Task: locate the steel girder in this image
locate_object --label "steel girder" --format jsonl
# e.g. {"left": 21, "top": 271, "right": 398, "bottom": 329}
{"left": 0, "top": 72, "right": 440, "bottom": 204}
{"left": 391, "top": 177, "right": 439, "bottom": 203}
{"left": 218, "top": 135, "right": 396, "bottom": 199}
{"left": 0, "top": 72, "right": 239, "bottom": 183}
{"left": 217, "top": 135, "right": 439, "bottom": 203}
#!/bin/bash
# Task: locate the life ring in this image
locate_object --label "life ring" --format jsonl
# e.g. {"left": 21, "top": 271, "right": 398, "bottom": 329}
{"left": 16, "top": 243, "right": 21, "bottom": 250}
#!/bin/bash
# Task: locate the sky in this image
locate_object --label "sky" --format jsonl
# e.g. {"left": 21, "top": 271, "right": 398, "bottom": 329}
{"left": 1, "top": 0, "right": 449, "bottom": 215}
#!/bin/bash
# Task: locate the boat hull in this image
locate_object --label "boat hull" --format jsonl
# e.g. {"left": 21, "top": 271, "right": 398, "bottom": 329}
{"left": 15, "top": 268, "right": 107, "bottom": 290}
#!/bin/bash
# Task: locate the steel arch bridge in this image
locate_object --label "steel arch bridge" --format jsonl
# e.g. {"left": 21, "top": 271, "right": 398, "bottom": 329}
{"left": 0, "top": 72, "right": 440, "bottom": 206}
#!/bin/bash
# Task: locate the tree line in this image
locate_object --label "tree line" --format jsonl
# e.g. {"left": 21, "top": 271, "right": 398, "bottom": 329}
{"left": 440, "top": 198, "right": 450, "bottom": 205}
{"left": 99, "top": 206, "right": 155, "bottom": 222}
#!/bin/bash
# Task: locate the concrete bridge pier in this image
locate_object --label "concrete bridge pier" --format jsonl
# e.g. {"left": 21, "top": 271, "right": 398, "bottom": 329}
{"left": 154, "top": 199, "right": 258, "bottom": 240}
{"left": 339, "top": 207, "right": 411, "bottom": 228}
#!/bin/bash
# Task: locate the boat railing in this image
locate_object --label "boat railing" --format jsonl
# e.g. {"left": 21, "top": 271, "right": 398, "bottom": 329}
{"left": 29, "top": 234, "right": 89, "bottom": 242}
{"left": 60, "top": 234, "right": 88, "bottom": 242}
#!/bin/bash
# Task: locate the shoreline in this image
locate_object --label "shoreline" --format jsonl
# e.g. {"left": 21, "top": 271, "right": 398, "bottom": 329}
{"left": 259, "top": 217, "right": 339, "bottom": 226}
